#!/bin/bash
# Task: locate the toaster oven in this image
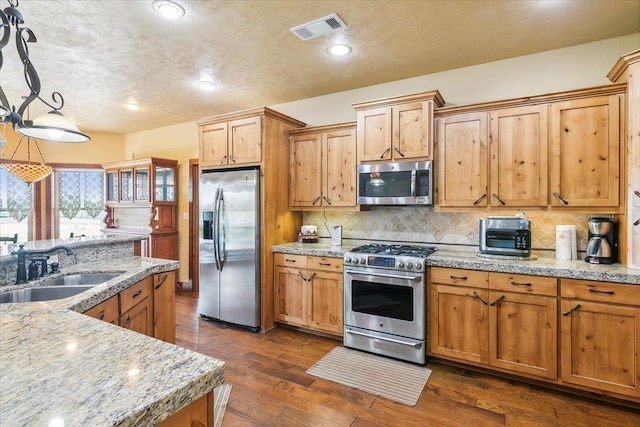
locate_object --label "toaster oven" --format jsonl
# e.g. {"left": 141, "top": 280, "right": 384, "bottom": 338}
{"left": 479, "top": 216, "right": 531, "bottom": 256}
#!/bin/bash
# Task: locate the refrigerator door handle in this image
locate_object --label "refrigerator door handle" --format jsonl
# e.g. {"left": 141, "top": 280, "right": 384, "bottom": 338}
{"left": 218, "top": 189, "right": 226, "bottom": 271}
{"left": 213, "top": 187, "right": 221, "bottom": 271}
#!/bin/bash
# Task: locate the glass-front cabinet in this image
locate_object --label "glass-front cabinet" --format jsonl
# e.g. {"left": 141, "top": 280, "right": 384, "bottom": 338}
{"left": 101, "top": 157, "right": 178, "bottom": 260}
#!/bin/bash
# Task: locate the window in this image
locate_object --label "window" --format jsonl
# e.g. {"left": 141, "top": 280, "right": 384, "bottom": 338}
{"left": 55, "top": 169, "right": 104, "bottom": 238}
{"left": 0, "top": 167, "right": 32, "bottom": 242}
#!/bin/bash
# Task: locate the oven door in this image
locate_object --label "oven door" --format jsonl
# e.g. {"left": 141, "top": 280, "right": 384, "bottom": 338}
{"left": 344, "top": 266, "right": 425, "bottom": 340}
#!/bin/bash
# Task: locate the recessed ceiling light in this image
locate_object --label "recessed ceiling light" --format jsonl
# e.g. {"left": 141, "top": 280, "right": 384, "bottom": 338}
{"left": 125, "top": 103, "right": 141, "bottom": 111}
{"left": 197, "top": 81, "right": 218, "bottom": 91}
{"left": 151, "top": 0, "right": 185, "bottom": 19}
{"left": 327, "top": 44, "right": 352, "bottom": 56}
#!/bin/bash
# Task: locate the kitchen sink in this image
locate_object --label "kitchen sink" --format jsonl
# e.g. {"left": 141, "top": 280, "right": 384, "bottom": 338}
{"left": 0, "top": 286, "right": 96, "bottom": 303}
{"left": 40, "top": 273, "right": 122, "bottom": 286}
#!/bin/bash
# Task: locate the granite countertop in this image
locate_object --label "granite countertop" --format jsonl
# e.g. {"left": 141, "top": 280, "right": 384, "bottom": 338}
{"left": 273, "top": 239, "right": 640, "bottom": 285}
{"left": 0, "top": 257, "right": 225, "bottom": 426}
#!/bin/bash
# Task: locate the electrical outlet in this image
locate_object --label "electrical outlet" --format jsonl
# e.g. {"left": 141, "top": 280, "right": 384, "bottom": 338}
{"left": 183, "top": 212, "right": 189, "bottom": 220}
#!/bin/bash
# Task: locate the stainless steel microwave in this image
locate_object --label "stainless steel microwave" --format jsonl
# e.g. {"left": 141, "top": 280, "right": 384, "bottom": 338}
{"left": 357, "top": 161, "right": 433, "bottom": 206}
{"left": 479, "top": 216, "right": 532, "bottom": 256}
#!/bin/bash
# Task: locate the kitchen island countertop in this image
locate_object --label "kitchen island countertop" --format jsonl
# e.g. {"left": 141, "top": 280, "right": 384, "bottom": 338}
{"left": 273, "top": 240, "right": 640, "bottom": 285}
{"left": 0, "top": 256, "right": 225, "bottom": 426}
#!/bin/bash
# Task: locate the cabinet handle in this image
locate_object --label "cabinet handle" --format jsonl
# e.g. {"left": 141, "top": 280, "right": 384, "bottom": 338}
{"left": 125, "top": 315, "right": 132, "bottom": 326}
{"left": 634, "top": 218, "right": 640, "bottom": 226}
{"left": 393, "top": 147, "right": 405, "bottom": 158}
{"left": 308, "top": 272, "right": 316, "bottom": 282}
{"left": 472, "top": 194, "right": 487, "bottom": 205}
{"left": 323, "top": 196, "right": 332, "bottom": 206}
{"left": 634, "top": 190, "right": 640, "bottom": 199}
{"left": 132, "top": 290, "right": 142, "bottom": 298}
{"left": 98, "top": 312, "right": 105, "bottom": 320}
{"left": 155, "top": 273, "right": 168, "bottom": 290}
{"left": 219, "top": 155, "right": 227, "bottom": 165}
{"left": 285, "top": 258, "right": 297, "bottom": 263}
{"left": 473, "top": 291, "right": 488, "bottom": 305}
{"left": 229, "top": 155, "right": 236, "bottom": 163}
{"left": 312, "top": 196, "right": 321, "bottom": 205}
{"left": 510, "top": 281, "right": 532, "bottom": 287}
{"left": 588, "top": 288, "right": 615, "bottom": 295}
{"left": 319, "top": 262, "right": 331, "bottom": 266}
{"left": 552, "top": 192, "right": 569, "bottom": 205}
{"left": 489, "top": 295, "right": 505, "bottom": 306}
{"left": 562, "top": 304, "right": 581, "bottom": 316}
{"left": 491, "top": 193, "right": 506, "bottom": 206}
{"left": 450, "top": 275, "right": 468, "bottom": 280}
{"left": 379, "top": 148, "right": 391, "bottom": 159}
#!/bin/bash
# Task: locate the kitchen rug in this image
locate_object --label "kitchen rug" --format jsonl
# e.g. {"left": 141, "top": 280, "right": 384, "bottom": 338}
{"left": 306, "top": 346, "right": 431, "bottom": 406}
{"left": 214, "top": 383, "right": 232, "bottom": 427}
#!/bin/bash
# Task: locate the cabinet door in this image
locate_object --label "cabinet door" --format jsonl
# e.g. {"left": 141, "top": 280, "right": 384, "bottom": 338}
{"left": 309, "top": 270, "right": 343, "bottom": 335}
{"left": 84, "top": 295, "right": 119, "bottom": 325}
{"left": 490, "top": 105, "right": 548, "bottom": 207}
{"left": 153, "top": 271, "right": 176, "bottom": 344}
{"left": 323, "top": 128, "right": 357, "bottom": 208}
{"left": 228, "top": 116, "right": 262, "bottom": 165}
{"left": 274, "top": 266, "right": 308, "bottom": 327}
{"left": 560, "top": 300, "right": 639, "bottom": 397}
{"left": 134, "top": 167, "right": 150, "bottom": 202}
{"left": 357, "top": 107, "right": 392, "bottom": 161}
{"left": 120, "top": 296, "right": 153, "bottom": 337}
{"left": 392, "top": 101, "right": 432, "bottom": 160}
{"left": 549, "top": 95, "right": 621, "bottom": 207}
{"left": 154, "top": 166, "right": 175, "bottom": 202}
{"left": 290, "top": 133, "right": 323, "bottom": 208}
{"left": 120, "top": 169, "right": 134, "bottom": 202}
{"left": 488, "top": 291, "right": 557, "bottom": 379}
{"left": 106, "top": 171, "right": 119, "bottom": 202}
{"left": 436, "top": 113, "right": 489, "bottom": 207}
{"left": 200, "top": 122, "right": 229, "bottom": 167}
{"left": 429, "top": 284, "right": 488, "bottom": 363}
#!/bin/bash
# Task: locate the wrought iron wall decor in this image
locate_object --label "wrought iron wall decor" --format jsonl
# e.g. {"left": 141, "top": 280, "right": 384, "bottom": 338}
{"left": 0, "top": 0, "right": 90, "bottom": 143}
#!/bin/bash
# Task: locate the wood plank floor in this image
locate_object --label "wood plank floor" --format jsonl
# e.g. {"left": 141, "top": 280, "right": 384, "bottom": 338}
{"left": 176, "top": 292, "right": 640, "bottom": 426}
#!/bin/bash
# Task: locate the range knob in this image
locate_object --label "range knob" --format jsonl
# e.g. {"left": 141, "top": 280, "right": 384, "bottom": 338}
{"left": 405, "top": 261, "right": 414, "bottom": 269}
{"left": 397, "top": 261, "right": 405, "bottom": 268}
{"left": 415, "top": 263, "right": 423, "bottom": 271}
{"left": 359, "top": 258, "right": 366, "bottom": 264}
{"left": 344, "top": 256, "right": 351, "bottom": 264}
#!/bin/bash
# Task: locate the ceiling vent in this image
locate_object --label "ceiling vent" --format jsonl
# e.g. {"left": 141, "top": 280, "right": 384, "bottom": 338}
{"left": 289, "top": 13, "right": 347, "bottom": 41}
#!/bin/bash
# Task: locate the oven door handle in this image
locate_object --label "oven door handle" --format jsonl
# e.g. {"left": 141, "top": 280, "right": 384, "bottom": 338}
{"left": 346, "top": 271, "right": 422, "bottom": 282}
{"left": 346, "top": 329, "right": 422, "bottom": 348}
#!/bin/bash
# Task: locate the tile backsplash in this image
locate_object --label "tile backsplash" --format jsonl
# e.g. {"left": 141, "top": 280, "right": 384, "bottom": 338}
{"left": 303, "top": 208, "right": 595, "bottom": 255}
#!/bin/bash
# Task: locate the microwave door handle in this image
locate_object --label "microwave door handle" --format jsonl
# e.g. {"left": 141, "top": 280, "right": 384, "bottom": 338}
{"left": 411, "top": 171, "right": 416, "bottom": 197}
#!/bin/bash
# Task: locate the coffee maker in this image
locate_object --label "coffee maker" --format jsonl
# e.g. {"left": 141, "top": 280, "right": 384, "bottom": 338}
{"left": 585, "top": 217, "right": 618, "bottom": 264}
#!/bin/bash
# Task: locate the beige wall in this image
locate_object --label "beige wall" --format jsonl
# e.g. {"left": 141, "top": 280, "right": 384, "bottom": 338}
{"left": 124, "top": 122, "right": 198, "bottom": 283}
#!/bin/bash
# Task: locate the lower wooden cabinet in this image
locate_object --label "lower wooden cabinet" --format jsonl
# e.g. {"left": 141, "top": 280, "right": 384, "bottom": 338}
{"left": 274, "top": 254, "right": 343, "bottom": 336}
{"left": 429, "top": 268, "right": 558, "bottom": 380}
{"left": 83, "top": 271, "right": 176, "bottom": 343}
{"left": 559, "top": 279, "right": 640, "bottom": 398}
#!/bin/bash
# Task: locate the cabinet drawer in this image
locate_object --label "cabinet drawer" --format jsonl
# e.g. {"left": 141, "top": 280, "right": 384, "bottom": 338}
{"left": 430, "top": 267, "right": 488, "bottom": 288}
{"left": 120, "top": 277, "right": 153, "bottom": 313}
{"left": 561, "top": 279, "right": 640, "bottom": 306}
{"left": 307, "top": 256, "right": 343, "bottom": 273}
{"left": 490, "top": 273, "right": 557, "bottom": 296}
{"left": 84, "top": 295, "right": 119, "bottom": 324}
{"left": 274, "top": 253, "right": 308, "bottom": 268}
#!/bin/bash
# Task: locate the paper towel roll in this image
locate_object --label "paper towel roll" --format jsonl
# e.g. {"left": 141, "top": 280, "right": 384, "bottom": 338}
{"left": 556, "top": 225, "right": 573, "bottom": 260}
{"left": 570, "top": 225, "right": 577, "bottom": 260}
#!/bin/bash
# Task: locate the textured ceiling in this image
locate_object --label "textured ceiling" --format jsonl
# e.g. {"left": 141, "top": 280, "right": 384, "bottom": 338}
{"left": 1, "top": 0, "right": 638, "bottom": 135}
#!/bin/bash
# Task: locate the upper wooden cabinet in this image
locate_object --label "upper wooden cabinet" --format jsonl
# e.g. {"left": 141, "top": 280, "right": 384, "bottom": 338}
{"left": 435, "top": 84, "right": 625, "bottom": 212}
{"left": 102, "top": 157, "right": 178, "bottom": 260}
{"left": 549, "top": 94, "right": 622, "bottom": 208}
{"left": 353, "top": 91, "right": 444, "bottom": 162}
{"left": 289, "top": 123, "right": 358, "bottom": 210}
{"left": 199, "top": 116, "right": 262, "bottom": 168}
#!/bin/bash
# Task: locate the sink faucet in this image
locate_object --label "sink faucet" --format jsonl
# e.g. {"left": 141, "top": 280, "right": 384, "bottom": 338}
{"left": 11, "top": 245, "right": 74, "bottom": 285}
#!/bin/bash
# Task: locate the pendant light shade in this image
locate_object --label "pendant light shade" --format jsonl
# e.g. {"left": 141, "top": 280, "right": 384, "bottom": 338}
{"left": 15, "top": 110, "right": 91, "bottom": 143}
{"left": 2, "top": 163, "right": 52, "bottom": 183}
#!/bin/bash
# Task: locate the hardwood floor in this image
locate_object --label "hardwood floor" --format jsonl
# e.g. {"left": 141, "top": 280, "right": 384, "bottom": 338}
{"left": 176, "top": 292, "right": 640, "bottom": 426}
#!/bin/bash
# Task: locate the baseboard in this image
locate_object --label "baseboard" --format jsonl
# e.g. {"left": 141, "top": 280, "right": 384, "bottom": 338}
{"left": 176, "top": 281, "right": 193, "bottom": 292}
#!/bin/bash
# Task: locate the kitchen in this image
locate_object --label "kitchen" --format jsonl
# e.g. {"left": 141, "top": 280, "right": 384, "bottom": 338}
{"left": 1, "top": 1, "right": 640, "bottom": 425}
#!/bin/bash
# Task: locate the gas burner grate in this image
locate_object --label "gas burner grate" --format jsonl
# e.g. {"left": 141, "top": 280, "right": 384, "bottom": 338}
{"left": 350, "top": 243, "right": 437, "bottom": 258}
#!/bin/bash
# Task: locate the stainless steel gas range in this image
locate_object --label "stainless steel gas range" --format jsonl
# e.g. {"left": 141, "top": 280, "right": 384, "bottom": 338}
{"left": 343, "top": 243, "right": 437, "bottom": 365}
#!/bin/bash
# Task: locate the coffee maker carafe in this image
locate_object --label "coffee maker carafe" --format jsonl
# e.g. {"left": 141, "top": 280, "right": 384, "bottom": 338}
{"left": 585, "top": 217, "right": 618, "bottom": 264}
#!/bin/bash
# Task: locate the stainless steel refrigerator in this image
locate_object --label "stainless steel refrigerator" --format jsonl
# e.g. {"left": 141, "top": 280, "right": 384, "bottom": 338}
{"left": 198, "top": 167, "right": 260, "bottom": 331}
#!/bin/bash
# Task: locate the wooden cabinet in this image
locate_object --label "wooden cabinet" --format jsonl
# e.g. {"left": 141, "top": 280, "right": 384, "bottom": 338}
{"left": 549, "top": 94, "right": 622, "bottom": 208}
{"left": 102, "top": 157, "right": 178, "bottom": 260}
{"left": 353, "top": 91, "right": 444, "bottom": 162}
{"left": 83, "top": 272, "right": 176, "bottom": 343}
{"left": 559, "top": 279, "right": 640, "bottom": 398}
{"left": 274, "top": 254, "right": 343, "bottom": 336}
{"left": 84, "top": 295, "right": 118, "bottom": 325}
{"left": 429, "top": 268, "right": 557, "bottom": 380}
{"left": 199, "top": 116, "right": 262, "bottom": 168}
{"left": 119, "top": 276, "right": 154, "bottom": 336}
{"left": 153, "top": 271, "right": 176, "bottom": 344}
{"left": 289, "top": 123, "right": 357, "bottom": 210}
